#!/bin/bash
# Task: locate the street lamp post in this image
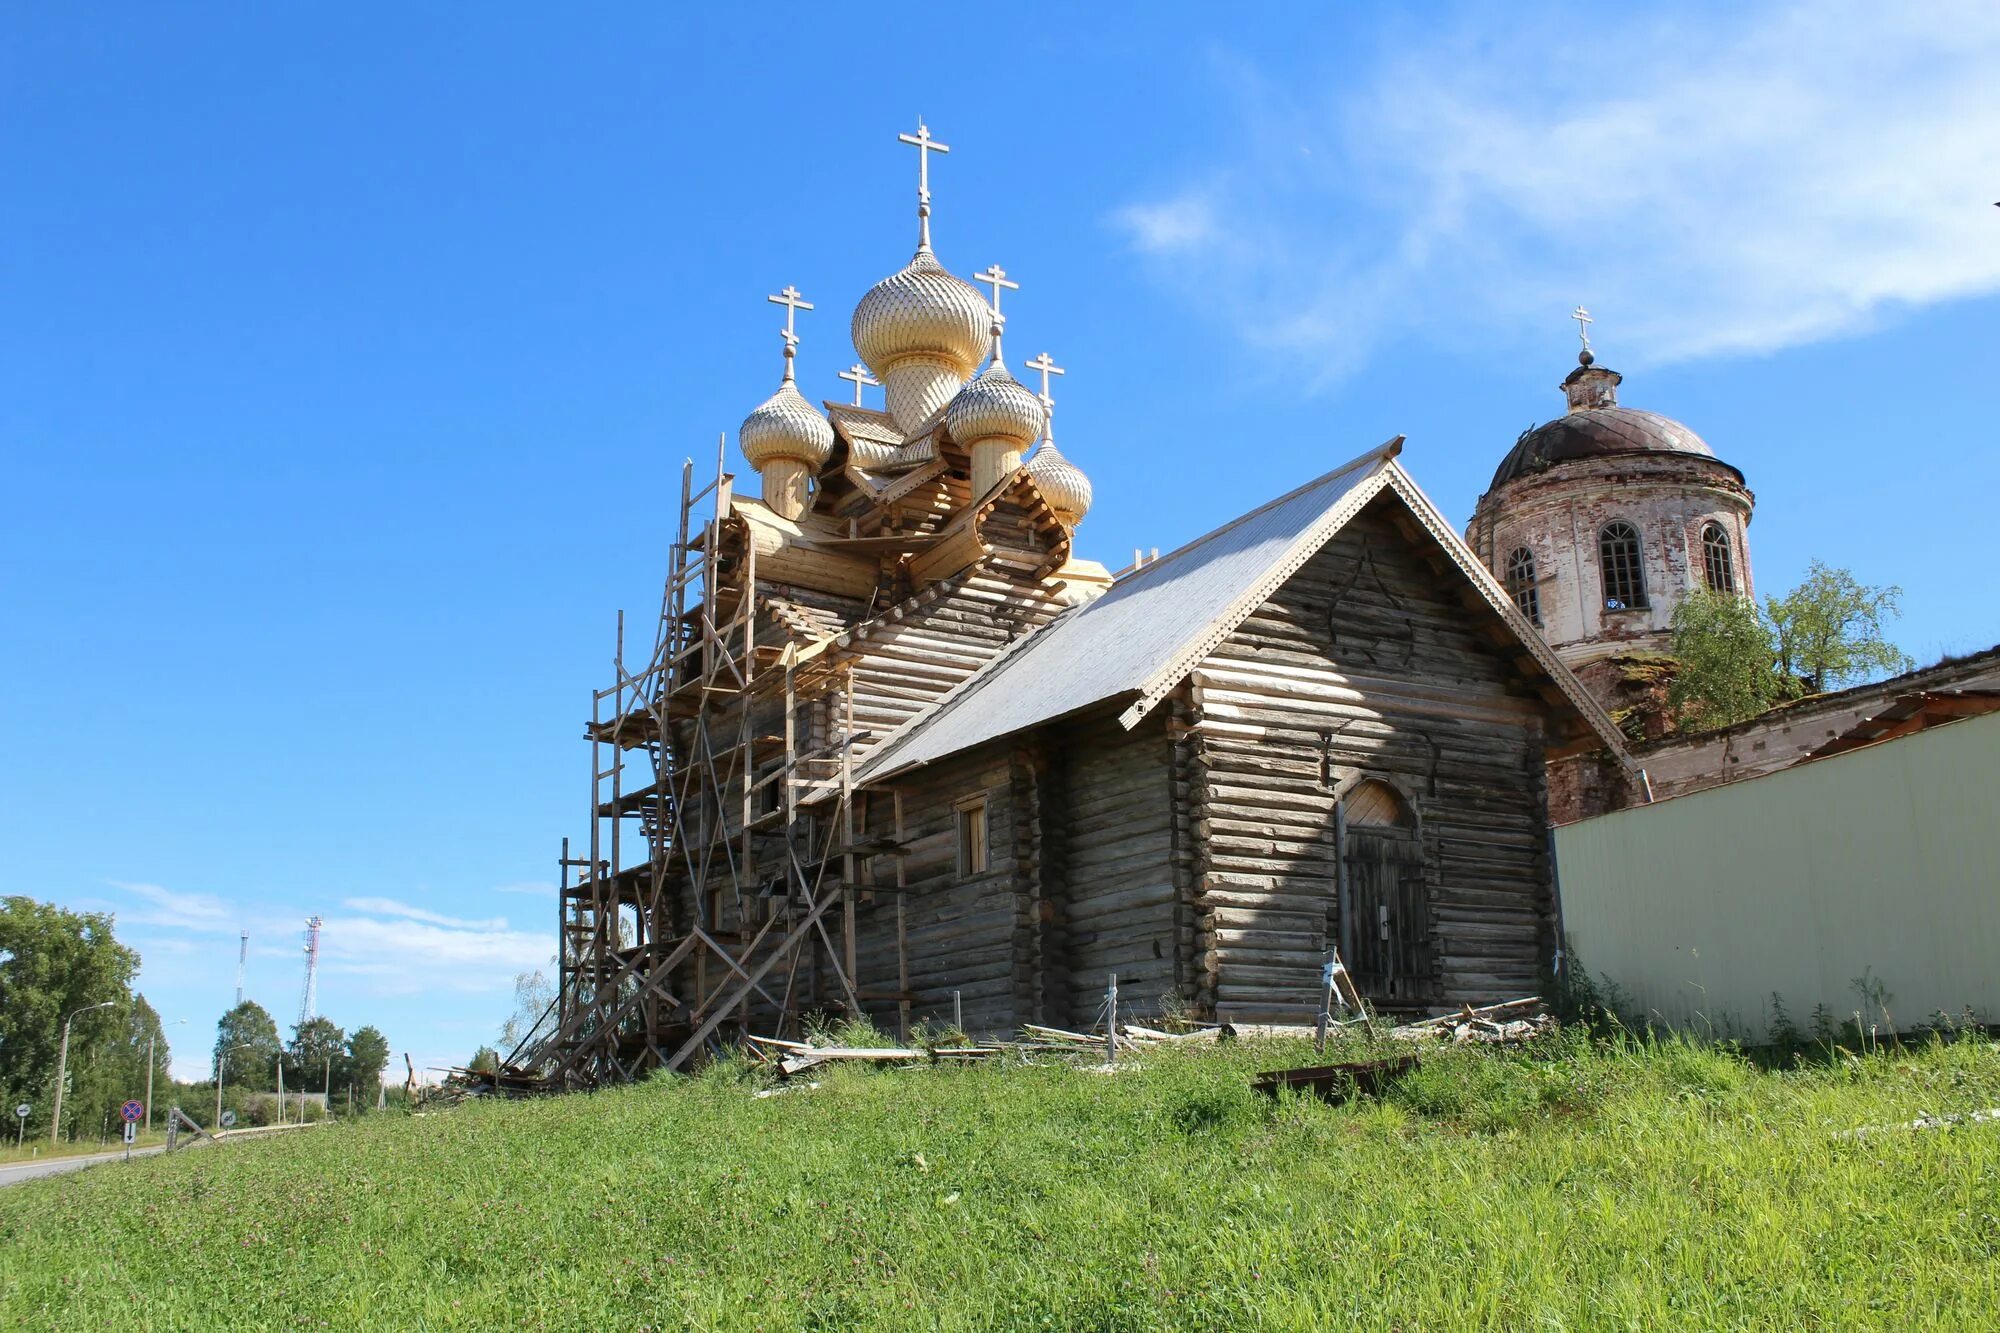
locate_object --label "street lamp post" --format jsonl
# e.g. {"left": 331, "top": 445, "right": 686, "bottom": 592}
{"left": 51, "top": 1001, "right": 115, "bottom": 1144}
{"left": 145, "top": 1019, "right": 187, "bottom": 1132}
{"left": 215, "top": 1043, "right": 252, "bottom": 1131}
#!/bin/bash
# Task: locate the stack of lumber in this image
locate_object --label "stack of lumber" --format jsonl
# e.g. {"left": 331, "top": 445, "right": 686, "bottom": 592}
{"left": 1019, "top": 1023, "right": 1230, "bottom": 1053}
{"left": 1388, "top": 998, "right": 1551, "bottom": 1046}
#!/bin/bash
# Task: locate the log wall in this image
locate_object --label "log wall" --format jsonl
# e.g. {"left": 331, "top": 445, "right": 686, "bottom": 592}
{"left": 1187, "top": 498, "right": 1556, "bottom": 1021}
{"left": 1046, "top": 715, "right": 1178, "bottom": 1024}
{"left": 852, "top": 746, "right": 1028, "bottom": 1038}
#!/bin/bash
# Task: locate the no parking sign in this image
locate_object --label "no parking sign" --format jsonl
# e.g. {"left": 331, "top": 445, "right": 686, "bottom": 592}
{"left": 120, "top": 1100, "right": 144, "bottom": 1124}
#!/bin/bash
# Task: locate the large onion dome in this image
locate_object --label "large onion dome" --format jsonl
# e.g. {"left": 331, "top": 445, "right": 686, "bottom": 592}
{"left": 1027, "top": 439, "right": 1092, "bottom": 526}
{"left": 739, "top": 375, "right": 834, "bottom": 472}
{"left": 852, "top": 249, "right": 992, "bottom": 373}
{"left": 851, "top": 248, "right": 994, "bottom": 431}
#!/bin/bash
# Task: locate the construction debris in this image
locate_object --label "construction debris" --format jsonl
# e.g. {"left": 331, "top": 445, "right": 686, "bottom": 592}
{"left": 1388, "top": 998, "right": 1553, "bottom": 1046}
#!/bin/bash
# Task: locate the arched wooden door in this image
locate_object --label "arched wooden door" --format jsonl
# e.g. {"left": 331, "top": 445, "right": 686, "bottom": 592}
{"left": 1338, "top": 779, "right": 1436, "bottom": 1002}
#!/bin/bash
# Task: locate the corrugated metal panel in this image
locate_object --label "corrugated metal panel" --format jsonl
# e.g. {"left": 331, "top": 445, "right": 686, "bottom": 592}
{"left": 858, "top": 443, "right": 1400, "bottom": 780}
{"left": 1555, "top": 709, "right": 2000, "bottom": 1041}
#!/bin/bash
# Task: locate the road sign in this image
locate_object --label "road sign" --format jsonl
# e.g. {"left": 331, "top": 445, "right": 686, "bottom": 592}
{"left": 123, "top": 1121, "right": 136, "bottom": 1145}
{"left": 219, "top": 1110, "right": 237, "bottom": 1128}
{"left": 120, "top": 1100, "right": 144, "bottom": 1124}
{"left": 13, "top": 1104, "right": 27, "bottom": 1119}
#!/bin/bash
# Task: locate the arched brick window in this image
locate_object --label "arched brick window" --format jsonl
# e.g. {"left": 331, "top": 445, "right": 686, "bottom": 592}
{"left": 1701, "top": 522, "right": 1736, "bottom": 593}
{"left": 1598, "top": 521, "right": 1648, "bottom": 611}
{"left": 1504, "top": 547, "right": 1540, "bottom": 626}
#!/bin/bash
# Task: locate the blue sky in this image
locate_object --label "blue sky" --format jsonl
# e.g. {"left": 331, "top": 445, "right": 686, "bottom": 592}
{"left": 5, "top": 4, "right": 1996, "bottom": 1080}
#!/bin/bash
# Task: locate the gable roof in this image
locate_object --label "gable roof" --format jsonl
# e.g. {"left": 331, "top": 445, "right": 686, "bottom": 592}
{"left": 857, "top": 438, "right": 1634, "bottom": 783}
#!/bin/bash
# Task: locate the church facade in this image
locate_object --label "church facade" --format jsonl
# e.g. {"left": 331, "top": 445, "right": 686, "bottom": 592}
{"left": 535, "top": 125, "right": 1635, "bottom": 1083}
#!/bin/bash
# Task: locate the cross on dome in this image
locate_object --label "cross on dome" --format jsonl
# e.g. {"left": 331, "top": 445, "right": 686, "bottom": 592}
{"left": 973, "top": 265, "right": 1018, "bottom": 325}
{"left": 1571, "top": 305, "right": 1594, "bottom": 356}
{"left": 838, "top": 363, "right": 880, "bottom": 406}
{"left": 1022, "top": 351, "right": 1064, "bottom": 407}
{"left": 898, "top": 119, "right": 950, "bottom": 251}
{"left": 973, "top": 264, "right": 1020, "bottom": 364}
{"left": 766, "top": 285, "right": 814, "bottom": 382}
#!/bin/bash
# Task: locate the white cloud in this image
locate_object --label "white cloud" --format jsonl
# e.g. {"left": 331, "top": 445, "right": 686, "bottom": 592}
{"left": 490, "top": 881, "right": 554, "bottom": 897}
{"left": 1114, "top": 195, "right": 1223, "bottom": 255}
{"left": 340, "top": 896, "right": 508, "bottom": 932}
{"left": 318, "top": 914, "right": 550, "bottom": 997}
{"left": 1112, "top": 2, "right": 2000, "bottom": 379}
{"left": 109, "top": 881, "right": 235, "bottom": 932}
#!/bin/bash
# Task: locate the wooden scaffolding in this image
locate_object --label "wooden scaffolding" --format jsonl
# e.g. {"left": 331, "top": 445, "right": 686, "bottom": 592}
{"left": 532, "top": 444, "right": 885, "bottom": 1086}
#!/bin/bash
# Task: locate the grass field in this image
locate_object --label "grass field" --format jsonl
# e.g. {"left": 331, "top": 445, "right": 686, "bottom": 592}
{"left": 2, "top": 1029, "right": 1996, "bottom": 1330}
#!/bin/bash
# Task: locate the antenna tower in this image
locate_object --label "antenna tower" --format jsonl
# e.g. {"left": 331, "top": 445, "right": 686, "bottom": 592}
{"left": 297, "top": 916, "right": 323, "bottom": 1027}
{"left": 236, "top": 931, "right": 249, "bottom": 1005}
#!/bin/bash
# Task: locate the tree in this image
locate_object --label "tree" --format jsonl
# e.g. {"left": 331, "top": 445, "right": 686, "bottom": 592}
{"left": 467, "top": 1046, "right": 500, "bottom": 1074}
{"left": 214, "top": 1001, "right": 282, "bottom": 1092}
{"left": 1668, "top": 590, "right": 1787, "bottom": 730}
{"left": 0, "top": 897, "right": 139, "bottom": 1138}
{"left": 497, "top": 966, "right": 555, "bottom": 1057}
{"left": 1766, "top": 561, "right": 1913, "bottom": 693}
{"left": 345, "top": 1026, "right": 390, "bottom": 1100}
{"left": 285, "top": 1016, "right": 346, "bottom": 1094}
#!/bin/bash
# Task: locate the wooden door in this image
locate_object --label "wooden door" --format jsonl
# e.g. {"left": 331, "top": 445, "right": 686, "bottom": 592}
{"left": 1343, "top": 831, "right": 1434, "bottom": 1001}
{"left": 1337, "top": 779, "right": 1436, "bottom": 1003}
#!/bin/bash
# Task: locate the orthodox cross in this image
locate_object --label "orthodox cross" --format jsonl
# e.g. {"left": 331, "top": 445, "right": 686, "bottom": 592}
{"left": 898, "top": 119, "right": 950, "bottom": 249}
{"left": 973, "top": 265, "right": 1018, "bottom": 326}
{"left": 767, "top": 285, "right": 814, "bottom": 349}
{"left": 1571, "top": 305, "right": 1593, "bottom": 355}
{"left": 838, "top": 363, "right": 880, "bottom": 406}
{"left": 1022, "top": 351, "right": 1065, "bottom": 408}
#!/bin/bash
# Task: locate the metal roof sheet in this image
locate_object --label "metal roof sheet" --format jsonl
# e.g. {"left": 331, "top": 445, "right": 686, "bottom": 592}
{"left": 858, "top": 440, "right": 1404, "bottom": 780}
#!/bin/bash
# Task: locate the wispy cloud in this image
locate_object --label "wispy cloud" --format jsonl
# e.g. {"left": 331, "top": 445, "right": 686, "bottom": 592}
{"left": 110, "top": 880, "right": 235, "bottom": 932}
{"left": 490, "top": 881, "right": 554, "bottom": 897}
{"left": 341, "top": 896, "right": 508, "bottom": 932}
{"left": 1112, "top": 2, "right": 2000, "bottom": 381}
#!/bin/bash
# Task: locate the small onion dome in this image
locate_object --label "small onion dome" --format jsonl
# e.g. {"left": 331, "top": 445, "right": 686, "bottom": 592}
{"left": 738, "top": 377, "right": 835, "bottom": 472}
{"left": 1027, "top": 440, "right": 1092, "bottom": 526}
{"left": 944, "top": 361, "right": 1046, "bottom": 453}
{"left": 851, "top": 249, "right": 993, "bottom": 379}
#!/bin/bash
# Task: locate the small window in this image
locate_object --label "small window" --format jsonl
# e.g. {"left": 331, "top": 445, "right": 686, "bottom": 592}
{"left": 956, "top": 799, "right": 988, "bottom": 876}
{"left": 1598, "top": 521, "right": 1648, "bottom": 611}
{"left": 1504, "top": 547, "right": 1540, "bottom": 627}
{"left": 1700, "top": 522, "right": 1736, "bottom": 594}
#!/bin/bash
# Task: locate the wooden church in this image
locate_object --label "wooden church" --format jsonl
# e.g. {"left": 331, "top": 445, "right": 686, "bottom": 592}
{"left": 535, "top": 125, "right": 1633, "bottom": 1084}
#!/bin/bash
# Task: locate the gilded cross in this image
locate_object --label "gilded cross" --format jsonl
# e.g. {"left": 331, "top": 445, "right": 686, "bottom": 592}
{"left": 838, "top": 363, "right": 880, "bottom": 406}
{"left": 898, "top": 119, "right": 950, "bottom": 249}
{"left": 1571, "top": 305, "right": 1593, "bottom": 354}
{"left": 1022, "top": 351, "right": 1065, "bottom": 408}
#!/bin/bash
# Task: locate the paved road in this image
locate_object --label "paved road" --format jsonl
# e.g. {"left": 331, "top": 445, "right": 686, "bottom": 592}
{"left": 0, "top": 1123, "right": 319, "bottom": 1188}
{"left": 0, "top": 1144, "right": 167, "bottom": 1187}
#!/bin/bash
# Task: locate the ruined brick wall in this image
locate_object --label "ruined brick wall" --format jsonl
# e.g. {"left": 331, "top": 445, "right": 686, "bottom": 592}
{"left": 1466, "top": 453, "right": 1754, "bottom": 672}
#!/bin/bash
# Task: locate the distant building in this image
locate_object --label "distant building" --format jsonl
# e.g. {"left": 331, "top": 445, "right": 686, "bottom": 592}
{"left": 1466, "top": 341, "right": 1755, "bottom": 741}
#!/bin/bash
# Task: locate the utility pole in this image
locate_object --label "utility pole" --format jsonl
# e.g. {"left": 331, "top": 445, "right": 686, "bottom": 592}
{"left": 236, "top": 930, "right": 249, "bottom": 1006}
{"left": 277, "top": 1059, "right": 285, "bottom": 1125}
{"left": 324, "top": 1056, "right": 332, "bottom": 1119}
{"left": 50, "top": 1001, "right": 114, "bottom": 1144}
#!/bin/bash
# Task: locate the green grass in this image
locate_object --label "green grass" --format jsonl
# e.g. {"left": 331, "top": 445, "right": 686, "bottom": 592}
{"left": 2, "top": 1031, "right": 1997, "bottom": 1330}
